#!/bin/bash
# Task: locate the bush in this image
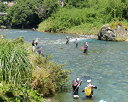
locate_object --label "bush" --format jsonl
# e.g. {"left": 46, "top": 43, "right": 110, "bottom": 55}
{"left": 0, "top": 82, "right": 45, "bottom": 102}
{"left": 38, "top": 8, "right": 102, "bottom": 34}
{"left": 31, "top": 55, "right": 70, "bottom": 96}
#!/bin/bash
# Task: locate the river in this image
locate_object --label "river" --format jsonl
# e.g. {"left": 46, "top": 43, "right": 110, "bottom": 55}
{"left": 1, "top": 29, "right": 128, "bottom": 102}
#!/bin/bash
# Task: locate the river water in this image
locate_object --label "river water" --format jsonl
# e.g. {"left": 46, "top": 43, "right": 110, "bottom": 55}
{"left": 1, "top": 29, "right": 128, "bottom": 102}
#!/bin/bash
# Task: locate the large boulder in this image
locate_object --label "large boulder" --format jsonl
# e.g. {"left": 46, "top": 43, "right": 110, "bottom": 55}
{"left": 98, "top": 24, "right": 128, "bottom": 41}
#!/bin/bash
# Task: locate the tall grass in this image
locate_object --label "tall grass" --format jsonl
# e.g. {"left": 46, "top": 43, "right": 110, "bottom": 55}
{"left": 0, "top": 38, "right": 32, "bottom": 86}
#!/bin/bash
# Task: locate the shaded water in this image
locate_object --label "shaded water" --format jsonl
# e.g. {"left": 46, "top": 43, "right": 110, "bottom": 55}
{"left": 1, "top": 29, "right": 128, "bottom": 102}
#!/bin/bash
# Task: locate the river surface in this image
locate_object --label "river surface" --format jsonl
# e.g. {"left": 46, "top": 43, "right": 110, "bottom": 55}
{"left": 1, "top": 29, "right": 128, "bottom": 102}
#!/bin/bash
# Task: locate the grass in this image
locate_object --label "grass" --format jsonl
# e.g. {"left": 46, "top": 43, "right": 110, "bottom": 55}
{"left": 0, "top": 38, "right": 32, "bottom": 86}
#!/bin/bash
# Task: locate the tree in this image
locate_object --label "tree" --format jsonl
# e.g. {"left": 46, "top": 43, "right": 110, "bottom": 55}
{"left": 4, "top": 0, "right": 58, "bottom": 28}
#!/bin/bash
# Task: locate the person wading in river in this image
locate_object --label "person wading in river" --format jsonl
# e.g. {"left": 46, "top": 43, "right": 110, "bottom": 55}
{"left": 83, "top": 42, "right": 88, "bottom": 53}
{"left": 72, "top": 78, "right": 82, "bottom": 98}
{"left": 74, "top": 38, "right": 78, "bottom": 48}
{"left": 66, "top": 36, "right": 70, "bottom": 44}
{"left": 32, "top": 40, "right": 35, "bottom": 52}
{"left": 35, "top": 38, "right": 39, "bottom": 46}
{"left": 82, "top": 80, "right": 97, "bottom": 99}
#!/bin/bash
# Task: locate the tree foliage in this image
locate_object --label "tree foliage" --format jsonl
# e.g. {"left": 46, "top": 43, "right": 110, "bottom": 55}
{"left": 1, "top": 0, "right": 128, "bottom": 29}
{"left": 2, "top": 0, "right": 58, "bottom": 28}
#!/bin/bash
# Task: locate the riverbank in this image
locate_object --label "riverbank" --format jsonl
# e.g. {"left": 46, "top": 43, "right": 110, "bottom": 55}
{"left": 37, "top": 6, "right": 128, "bottom": 36}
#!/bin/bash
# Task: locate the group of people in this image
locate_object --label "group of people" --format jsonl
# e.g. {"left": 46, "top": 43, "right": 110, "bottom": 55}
{"left": 66, "top": 36, "right": 89, "bottom": 54}
{"left": 32, "top": 38, "right": 44, "bottom": 57}
{"left": 72, "top": 78, "right": 97, "bottom": 99}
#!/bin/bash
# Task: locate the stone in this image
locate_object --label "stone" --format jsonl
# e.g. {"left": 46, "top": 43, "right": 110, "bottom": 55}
{"left": 98, "top": 24, "right": 128, "bottom": 41}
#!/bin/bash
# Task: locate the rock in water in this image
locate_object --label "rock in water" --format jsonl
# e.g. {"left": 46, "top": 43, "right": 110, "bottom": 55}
{"left": 98, "top": 24, "right": 128, "bottom": 41}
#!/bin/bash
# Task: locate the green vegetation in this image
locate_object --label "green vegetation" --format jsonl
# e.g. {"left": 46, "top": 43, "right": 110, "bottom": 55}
{"left": 0, "top": 37, "right": 70, "bottom": 101}
{"left": 0, "top": 0, "right": 58, "bottom": 28}
{"left": 31, "top": 55, "right": 69, "bottom": 96}
{"left": 38, "top": 0, "right": 128, "bottom": 34}
{"left": 0, "top": 2, "right": 8, "bottom": 26}
{"left": 0, "top": 83, "right": 45, "bottom": 102}
{"left": 38, "top": 8, "right": 102, "bottom": 34}
{"left": 0, "top": 38, "right": 31, "bottom": 86}
{"left": 0, "top": 0, "right": 128, "bottom": 34}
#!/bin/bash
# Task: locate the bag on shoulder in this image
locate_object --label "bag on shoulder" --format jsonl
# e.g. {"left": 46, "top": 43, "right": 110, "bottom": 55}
{"left": 72, "top": 80, "right": 78, "bottom": 87}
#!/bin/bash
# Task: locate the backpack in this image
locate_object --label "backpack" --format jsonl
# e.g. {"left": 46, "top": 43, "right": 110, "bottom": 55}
{"left": 72, "top": 80, "right": 78, "bottom": 87}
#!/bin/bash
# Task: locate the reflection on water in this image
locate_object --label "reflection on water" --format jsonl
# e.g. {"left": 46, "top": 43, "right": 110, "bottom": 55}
{"left": 1, "top": 29, "right": 128, "bottom": 102}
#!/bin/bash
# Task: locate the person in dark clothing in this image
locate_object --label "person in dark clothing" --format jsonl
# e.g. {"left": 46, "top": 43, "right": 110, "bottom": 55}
{"left": 32, "top": 40, "right": 35, "bottom": 52}
{"left": 35, "top": 38, "right": 39, "bottom": 46}
{"left": 32, "top": 40, "right": 35, "bottom": 46}
{"left": 66, "top": 36, "right": 69, "bottom": 44}
{"left": 83, "top": 42, "right": 88, "bottom": 53}
{"left": 37, "top": 47, "right": 44, "bottom": 57}
{"left": 72, "top": 78, "right": 82, "bottom": 96}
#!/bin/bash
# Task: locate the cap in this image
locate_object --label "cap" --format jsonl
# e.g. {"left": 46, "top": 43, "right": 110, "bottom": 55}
{"left": 87, "top": 80, "right": 91, "bottom": 83}
{"left": 76, "top": 78, "right": 80, "bottom": 81}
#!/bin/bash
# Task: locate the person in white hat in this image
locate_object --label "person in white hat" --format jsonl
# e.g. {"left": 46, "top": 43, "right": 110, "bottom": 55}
{"left": 82, "top": 79, "right": 97, "bottom": 98}
{"left": 83, "top": 42, "right": 88, "bottom": 53}
{"left": 72, "top": 78, "right": 82, "bottom": 98}
{"left": 35, "top": 38, "right": 39, "bottom": 46}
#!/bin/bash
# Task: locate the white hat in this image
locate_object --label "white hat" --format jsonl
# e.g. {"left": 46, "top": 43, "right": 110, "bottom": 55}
{"left": 76, "top": 78, "right": 80, "bottom": 81}
{"left": 87, "top": 80, "right": 91, "bottom": 83}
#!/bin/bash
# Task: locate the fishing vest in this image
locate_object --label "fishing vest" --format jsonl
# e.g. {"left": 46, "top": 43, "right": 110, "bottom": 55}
{"left": 84, "top": 87, "right": 92, "bottom": 96}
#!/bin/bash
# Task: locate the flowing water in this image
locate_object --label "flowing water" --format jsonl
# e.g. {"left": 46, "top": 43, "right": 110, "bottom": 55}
{"left": 1, "top": 29, "right": 128, "bottom": 102}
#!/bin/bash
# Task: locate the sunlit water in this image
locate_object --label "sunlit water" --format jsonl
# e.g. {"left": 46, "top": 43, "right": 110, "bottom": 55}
{"left": 1, "top": 29, "right": 128, "bottom": 102}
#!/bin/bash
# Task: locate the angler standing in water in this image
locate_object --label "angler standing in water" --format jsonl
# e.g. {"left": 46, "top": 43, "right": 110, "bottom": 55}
{"left": 82, "top": 80, "right": 97, "bottom": 99}
{"left": 66, "top": 36, "right": 70, "bottom": 44}
{"left": 74, "top": 39, "right": 78, "bottom": 48}
{"left": 32, "top": 40, "right": 35, "bottom": 52}
{"left": 83, "top": 42, "right": 88, "bottom": 53}
{"left": 72, "top": 78, "right": 82, "bottom": 98}
{"left": 36, "top": 47, "right": 44, "bottom": 57}
{"left": 35, "top": 38, "right": 39, "bottom": 46}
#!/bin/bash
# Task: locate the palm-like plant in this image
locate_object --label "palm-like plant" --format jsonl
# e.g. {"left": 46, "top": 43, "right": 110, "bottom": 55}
{"left": 0, "top": 39, "right": 32, "bottom": 86}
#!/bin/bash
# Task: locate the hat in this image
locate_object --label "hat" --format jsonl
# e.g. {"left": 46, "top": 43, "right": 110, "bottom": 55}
{"left": 87, "top": 80, "right": 91, "bottom": 83}
{"left": 76, "top": 78, "right": 80, "bottom": 81}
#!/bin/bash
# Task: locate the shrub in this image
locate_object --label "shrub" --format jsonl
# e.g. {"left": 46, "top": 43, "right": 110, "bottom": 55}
{"left": 0, "top": 82, "right": 45, "bottom": 102}
{"left": 31, "top": 55, "right": 70, "bottom": 96}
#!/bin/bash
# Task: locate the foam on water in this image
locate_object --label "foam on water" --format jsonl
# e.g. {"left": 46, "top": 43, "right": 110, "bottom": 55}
{"left": 69, "top": 37, "right": 87, "bottom": 42}
{"left": 40, "top": 37, "right": 87, "bottom": 45}
{"left": 99, "top": 100, "right": 107, "bottom": 102}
